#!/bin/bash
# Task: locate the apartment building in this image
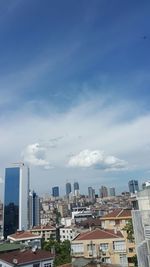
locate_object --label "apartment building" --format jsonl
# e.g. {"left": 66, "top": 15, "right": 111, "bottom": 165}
{"left": 71, "top": 228, "right": 128, "bottom": 266}
{"left": 101, "top": 208, "right": 135, "bottom": 266}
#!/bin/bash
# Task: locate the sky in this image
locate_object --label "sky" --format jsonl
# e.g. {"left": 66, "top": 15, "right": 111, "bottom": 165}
{"left": 0, "top": 0, "right": 150, "bottom": 197}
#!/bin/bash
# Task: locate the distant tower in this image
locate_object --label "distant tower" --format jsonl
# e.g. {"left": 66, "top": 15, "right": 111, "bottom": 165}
{"left": 99, "top": 186, "right": 108, "bottom": 198}
{"left": 52, "top": 186, "right": 59, "bottom": 197}
{"left": 73, "top": 182, "right": 80, "bottom": 196}
{"left": 88, "top": 187, "right": 95, "bottom": 202}
{"left": 66, "top": 182, "right": 71, "bottom": 196}
{"left": 109, "top": 187, "right": 116, "bottom": 197}
{"left": 4, "top": 163, "right": 29, "bottom": 238}
{"left": 29, "top": 190, "right": 40, "bottom": 229}
{"left": 128, "top": 180, "right": 139, "bottom": 194}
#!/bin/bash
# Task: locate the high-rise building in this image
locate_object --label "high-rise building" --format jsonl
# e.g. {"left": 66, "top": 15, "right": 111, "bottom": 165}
{"left": 29, "top": 190, "right": 40, "bottom": 229}
{"left": 99, "top": 186, "right": 108, "bottom": 198}
{"left": 73, "top": 182, "right": 80, "bottom": 197}
{"left": 66, "top": 182, "right": 71, "bottom": 196}
{"left": 52, "top": 186, "right": 59, "bottom": 197}
{"left": 128, "top": 180, "right": 139, "bottom": 194}
{"left": 88, "top": 187, "right": 95, "bottom": 202}
{"left": 3, "top": 163, "right": 29, "bottom": 238}
{"left": 109, "top": 187, "right": 116, "bottom": 197}
{"left": 74, "top": 182, "right": 79, "bottom": 191}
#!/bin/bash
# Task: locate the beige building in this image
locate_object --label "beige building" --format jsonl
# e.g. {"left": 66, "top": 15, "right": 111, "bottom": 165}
{"left": 71, "top": 228, "right": 128, "bottom": 266}
{"left": 101, "top": 208, "right": 135, "bottom": 266}
{"left": 30, "top": 225, "right": 56, "bottom": 241}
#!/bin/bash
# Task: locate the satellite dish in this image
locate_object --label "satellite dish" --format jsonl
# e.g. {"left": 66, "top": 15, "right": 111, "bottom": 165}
{"left": 13, "top": 259, "right": 18, "bottom": 264}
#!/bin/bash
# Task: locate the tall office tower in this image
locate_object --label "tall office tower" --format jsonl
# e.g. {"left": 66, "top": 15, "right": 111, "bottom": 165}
{"left": 52, "top": 186, "right": 59, "bottom": 197}
{"left": 28, "top": 190, "right": 40, "bottom": 229}
{"left": 99, "top": 186, "right": 108, "bottom": 198}
{"left": 128, "top": 180, "right": 139, "bottom": 194}
{"left": 109, "top": 187, "right": 116, "bottom": 197}
{"left": 73, "top": 182, "right": 80, "bottom": 196}
{"left": 66, "top": 182, "right": 71, "bottom": 196}
{"left": 88, "top": 187, "right": 95, "bottom": 202}
{"left": 4, "top": 163, "right": 29, "bottom": 238}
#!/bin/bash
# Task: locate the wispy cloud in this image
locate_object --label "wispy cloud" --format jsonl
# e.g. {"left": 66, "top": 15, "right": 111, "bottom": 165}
{"left": 22, "top": 143, "right": 52, "bottom": 169}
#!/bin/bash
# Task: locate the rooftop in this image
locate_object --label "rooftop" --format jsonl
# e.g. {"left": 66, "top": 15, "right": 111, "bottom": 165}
{"left": 101, "top": 208, "right": 131, "bottom": 219}
{"left": 72, "top": 228, "right": 123, "bottom": 241}
{"left": 8, "top": 231, "right": 41, "bottom": 241}
{"left": 31, "top": 225, "right": 56, "bottom": 230}
{"left": 0, "top": 249, "right": 54, "bottom": 265}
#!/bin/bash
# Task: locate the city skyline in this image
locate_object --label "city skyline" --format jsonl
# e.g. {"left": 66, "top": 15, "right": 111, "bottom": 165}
{"left": 0, "top": 1, "right": 150, "bottom": 196}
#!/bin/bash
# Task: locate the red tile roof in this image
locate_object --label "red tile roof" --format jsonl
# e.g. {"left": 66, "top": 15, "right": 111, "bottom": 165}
{"left": 8, "top": 231, "right": 41, "bottom": 240}
{"left": 73, "top": 228, "right": 123, "bottom": 241}
{"left": 0, "top": 250, "right": 54, "bottom": 265}
{"left": 101, "top": 208, "right": 131, "bottom": 219}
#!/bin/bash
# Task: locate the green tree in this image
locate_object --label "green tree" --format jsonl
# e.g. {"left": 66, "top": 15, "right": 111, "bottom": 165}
{"left": 123, "top": 219, "right": 134, "bottom": 242}
{"left": 43, "top": 239, "right": 71, "bottom": 267}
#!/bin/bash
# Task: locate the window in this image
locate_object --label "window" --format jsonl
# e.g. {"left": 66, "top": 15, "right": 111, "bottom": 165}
{"left": 129, "top": 248, "right": 134, "bottom": 253}
{"left": 113, "top": 241, "right": 126, "bottom": 252}
{"left": 71, "top": 243, "right": 84, "bottom": 254}
{"left": 44, "top": 263, "right": 51, "bottom": 267}
{"left": 120, "top": 255, "right": 128, "bottom": 266}
{"left": 100, "top": 243, "right": 109, "bottom": 252}
{"left": 33, "top": 263, "right": 40, "bottom": 267}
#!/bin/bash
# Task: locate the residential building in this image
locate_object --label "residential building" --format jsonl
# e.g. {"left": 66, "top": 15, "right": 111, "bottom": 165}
{"left": 0, "top": 249, "right": 54, "bottom": 267}
{"left": 59, "top": 227, "right": 77, "bottom": 242}
{"left": 142, "top": 180, "right": 150, "bottom": 190}
{"left": 7, "top": 230, "right": 42, "bottom": 249}
{"left": 128, "top": 180, "right": 139, "bottom": 194}
{"left": 3, "top": 163, "right": 29, "bottom": 238}
{"left": 52, "top": 186, "right": 59, "bottom": 197}
{"left": 99, "top": 186, "right": 108, "bottom": 198}
{"left": 30, "top": 225, "right": 56, "bottom": 241}
{"left": 101, "top": 208, "right": 135, "bottom": 266}
{"left": 71, "top": 228, "right": 128, "bottom": 266}
{"left": 132, "top": 187, "right": 150, "bottom": 267}
{"left": 29, "top": 191, "right": 40, "bottom": 229}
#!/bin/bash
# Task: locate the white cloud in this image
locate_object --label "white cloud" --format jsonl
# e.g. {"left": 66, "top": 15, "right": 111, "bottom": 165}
{"left": 22, "top": 143, "right": 52, "bottom": 169}
{"left": 68, "top": 149, "right": 127, "bottom": 171}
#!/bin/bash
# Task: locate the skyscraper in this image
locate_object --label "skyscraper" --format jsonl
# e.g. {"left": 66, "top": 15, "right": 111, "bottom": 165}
{"left": 52, "top": 186, "right": 59, "bottom": 197}
{"left": 99, "top": 186, "right": 108, "bottom": 198}
{"left": 73, "top": 182, "right": 79, "bottom": 191}
{"left": 66, "top": 182, "right": 71, "bottom": 196}
{"left": 3, "top": 163, "right": 29, "bottom": 238}
{"left": 73, "top": 182, "right": 80, "bottom": 196}
{"left": 109, "top": 187, "right": 116, "bottom": 197}
{"left": 29, "top": 190, "right": 40, "bottom": 229}
{"left": 128, "top": 180, "right": 139, "bottom": 194}
{"left": 88, "top": 187, "right": 95, "bottom": 202}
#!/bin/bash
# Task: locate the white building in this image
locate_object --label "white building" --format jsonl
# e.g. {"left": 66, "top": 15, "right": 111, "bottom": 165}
{"left": 132, "top": 188, "right": 150, "bottom": 267}
{"left": 59, "top": 227, "right": 77, "bottom": 242}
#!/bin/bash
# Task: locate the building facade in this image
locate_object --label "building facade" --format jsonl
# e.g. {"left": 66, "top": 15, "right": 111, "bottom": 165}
{"left": 109, "top": 187, "right": 116, "bottom": 197}
{"left": 4, "top": 163, "right": 29, "bottom": 238}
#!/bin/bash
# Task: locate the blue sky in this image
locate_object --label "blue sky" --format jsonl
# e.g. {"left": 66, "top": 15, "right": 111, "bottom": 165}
{"left": 0, "top": 0, "right": 150, "bottom": 196}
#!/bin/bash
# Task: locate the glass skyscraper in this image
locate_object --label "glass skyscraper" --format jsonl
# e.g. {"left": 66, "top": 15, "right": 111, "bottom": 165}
{"left": 128, "top": 180, "right": 139, "bottom": 194}
{"left": 52, "top": 186, "right": 59, "bottom": 197}
{"left": 66, "top": 182, "right": 71, "bottom": 196}
{"left": 4, "top": 163, "right": 29, "bottom": 238}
